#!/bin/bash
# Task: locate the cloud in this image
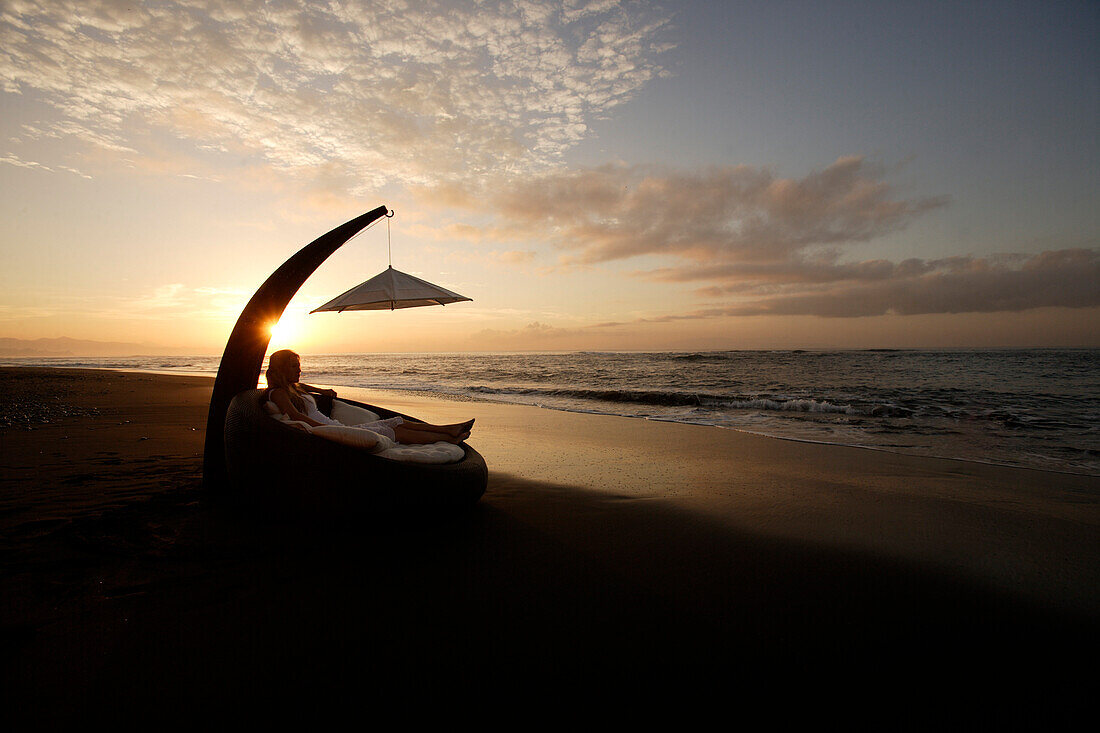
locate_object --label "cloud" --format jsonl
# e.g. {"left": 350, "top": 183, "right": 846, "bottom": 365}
{"left": 444, "top": 248, "right": 538, "bottom": 266}
{"left": 421, "top": 156, "right": 949, "bottom": 264}
{"left": 643, "top": 257, "right": 939, "bottom": 290}
{"left": 0, "top": 281, "right": 256, "bottom": 334}
{"left": 717, "top": 248, "right": 1100, "bottom": 317}
{"left": 472, "top": 320, "right": 582, "bottom": 347}
{"left": 493, "top": 250, "right": 537, "bottom": 265}
{"left": 423, "top": 157, "right": 1097, "bottom": 319}
{"left": 130, "top": 282, "right": 190, "bottom": 311}
{"left": 0, "top": 0, "right": 672, "bottom": 188}
{"left": 0, "top": 152, "right": 91, "bottom": 178}
{"left": 594, "top": 249, "right": 1100, "bottom": 322}
{"left": 83, "top": 283, "right": 252, "bottom": 323}
{"left": 0, "top": 303, "right": 56, "bottom": 320}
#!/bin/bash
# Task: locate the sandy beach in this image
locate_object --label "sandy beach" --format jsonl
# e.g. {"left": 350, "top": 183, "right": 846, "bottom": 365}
{"left": 1, "top": 366, "right": 1096, "bottom": 721}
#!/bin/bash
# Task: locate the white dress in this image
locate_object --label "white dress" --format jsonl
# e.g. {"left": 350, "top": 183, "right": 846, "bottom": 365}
{"left": 271, "top": 392, "right": 404, "bottom": 440}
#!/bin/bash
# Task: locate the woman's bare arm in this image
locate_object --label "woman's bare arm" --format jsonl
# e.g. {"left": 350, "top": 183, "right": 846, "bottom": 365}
{"left": 269, "top": 388, "right": 326, "bottom": 427}
{"left": 299, "top": 383, "right": 337, "bottom": 398}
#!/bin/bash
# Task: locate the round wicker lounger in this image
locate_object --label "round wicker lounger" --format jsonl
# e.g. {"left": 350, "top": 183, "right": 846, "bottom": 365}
{"left": 224, "top": 389, "right": 488, "bottom": 514}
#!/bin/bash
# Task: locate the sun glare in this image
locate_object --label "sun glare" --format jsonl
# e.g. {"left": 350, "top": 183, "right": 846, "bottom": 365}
{"left": 268, "top": 313, "right": 307, "bottom": 350}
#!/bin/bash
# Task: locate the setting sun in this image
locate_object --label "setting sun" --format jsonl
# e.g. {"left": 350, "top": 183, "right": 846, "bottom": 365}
{"left": 268, "top": 312, "right": 307, "bottom": 350}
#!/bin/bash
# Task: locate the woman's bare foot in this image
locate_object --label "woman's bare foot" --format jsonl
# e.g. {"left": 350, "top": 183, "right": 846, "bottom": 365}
{"left": 440, "top": 419, "right": 475, "bottom": 438}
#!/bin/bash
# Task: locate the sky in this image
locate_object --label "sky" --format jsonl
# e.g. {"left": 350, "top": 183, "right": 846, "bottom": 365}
{"left": 0, "top": 0, "right": 1097, "bottom": 353}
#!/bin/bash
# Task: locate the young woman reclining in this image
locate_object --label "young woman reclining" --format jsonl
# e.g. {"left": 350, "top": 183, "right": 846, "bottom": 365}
{"left": 264, "top": 349, "right": 473, "bottom": 445}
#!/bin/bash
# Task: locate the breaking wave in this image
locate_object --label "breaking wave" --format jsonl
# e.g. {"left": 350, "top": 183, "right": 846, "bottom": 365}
{"left": 466, "top": 385, "right": 912, "bottom": 417}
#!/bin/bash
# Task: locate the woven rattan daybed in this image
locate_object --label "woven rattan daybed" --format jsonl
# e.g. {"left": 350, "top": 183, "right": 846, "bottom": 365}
{"left": 224, "top": 388, "right": 488, "bottom": 514}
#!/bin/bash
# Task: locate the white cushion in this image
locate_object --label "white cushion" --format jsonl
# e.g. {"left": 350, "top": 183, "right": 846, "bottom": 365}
{"left": 331, "top": 400, "right": 381, "bottom": 425}
{"left": 310, "top": 424, "right": 393, "bottom": 452}
{"left": 311, "top": 425, "right": 464, "bottom": 463}
{"left": 310, "top": 423, "right": 464, "bottom": 464}
{"left": 377, "top": 442, "right": 465, "bottom": 464}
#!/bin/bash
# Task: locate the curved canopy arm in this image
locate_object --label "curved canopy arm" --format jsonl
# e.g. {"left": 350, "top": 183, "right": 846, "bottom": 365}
{"left": 202, "top": 205, "right": 389, "bottom": 489}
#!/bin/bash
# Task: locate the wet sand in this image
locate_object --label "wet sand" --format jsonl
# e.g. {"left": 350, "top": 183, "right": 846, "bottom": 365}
{"left": 1, "top": 367, "right": 1096, "bottom": 721}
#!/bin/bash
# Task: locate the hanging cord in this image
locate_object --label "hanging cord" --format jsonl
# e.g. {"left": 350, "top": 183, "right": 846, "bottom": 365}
{"left": 344, "top": 209, "right": 390, "bottom": 250}
{"left": 385, "top": 209, "right": 396, "bottom": 309}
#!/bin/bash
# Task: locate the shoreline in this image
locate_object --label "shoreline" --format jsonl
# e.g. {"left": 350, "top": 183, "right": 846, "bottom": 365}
{"left": 1, "top": 366, "right": 1097, "bottom": 716}
{"left": 17, "top": 362, "right": 1100, "bottom": 478}
{"left": 368, "top": 384, "right": 1100, "bottom": 478}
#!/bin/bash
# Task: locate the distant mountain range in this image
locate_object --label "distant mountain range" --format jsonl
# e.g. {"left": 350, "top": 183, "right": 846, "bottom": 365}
{"left": 0, "top": 337, "right": 201, "bottom": 357}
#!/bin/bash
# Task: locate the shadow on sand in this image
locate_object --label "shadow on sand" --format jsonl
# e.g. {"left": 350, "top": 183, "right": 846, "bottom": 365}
{"left": 4, "top": 468, "right": 1094, "bottom": 719}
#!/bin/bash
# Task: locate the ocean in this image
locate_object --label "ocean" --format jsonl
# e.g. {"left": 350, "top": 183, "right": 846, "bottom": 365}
{"left": 4, "top": 349, "right": 1097, "bottom": 476}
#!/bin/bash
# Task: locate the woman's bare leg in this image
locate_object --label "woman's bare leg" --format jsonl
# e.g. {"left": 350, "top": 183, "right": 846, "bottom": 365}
{"left": 393, "top": 424, "right": 471, "bottom": 445}
{"left": 401, "top": 419, "right": 474, "bottom": 438}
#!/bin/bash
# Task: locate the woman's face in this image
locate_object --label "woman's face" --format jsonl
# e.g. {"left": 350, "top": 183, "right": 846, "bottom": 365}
{"left": 289, "top": 358, "right": 301, "bottom": 382}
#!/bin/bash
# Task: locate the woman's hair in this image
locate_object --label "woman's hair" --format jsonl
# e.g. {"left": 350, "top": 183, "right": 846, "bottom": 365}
{"left": 266, "top": 349, "right": 305, "bottom": 411}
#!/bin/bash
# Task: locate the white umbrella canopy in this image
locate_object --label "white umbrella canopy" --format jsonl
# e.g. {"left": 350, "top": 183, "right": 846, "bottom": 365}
{"left": 310, "top": 265, "right": 472, "bottom": 312}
